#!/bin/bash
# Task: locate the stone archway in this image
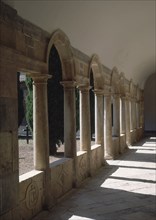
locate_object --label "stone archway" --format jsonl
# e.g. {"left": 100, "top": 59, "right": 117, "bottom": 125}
{"left": 47, "top": 29, "right": 76, "bottom": 158}
{"left": 48, "top": 45, "right": 64, "bottom": 155}
{"left": 89, "top": 54, "right": 104, "bottom": 145}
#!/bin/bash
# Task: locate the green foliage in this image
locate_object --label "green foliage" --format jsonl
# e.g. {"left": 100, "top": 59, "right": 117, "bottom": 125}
{"left": 25, "top": 76, "right": 33, "bottom": 134}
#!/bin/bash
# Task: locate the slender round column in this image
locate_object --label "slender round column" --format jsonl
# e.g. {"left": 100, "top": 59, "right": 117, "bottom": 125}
{"left": 95, "top": 90, "right": 104, "bottom": 144}
{"left": 95, "top": 89, "right": 104, "bottom": 164}
{"left": 125, "top": 97, "right": 131, "bottom": 146}
{"left": 79, "top": 86, "right": 91, "bottom": 151}
{"left": 61, "top": 81, "right": 76, "bottom": 158}
{"left": 104, "top": 94, "right": 113, "bottom": 159}
{"left": 112, "top": 94, "right": 120, "bottom": 137}
{"left": 33, "top": 74, "right": 50, "bottom": 170}
{"left": 120, "top": 97, "right": 126, "bottom": 134}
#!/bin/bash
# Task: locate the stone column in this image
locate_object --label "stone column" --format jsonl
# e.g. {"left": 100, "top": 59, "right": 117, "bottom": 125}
{"left": 120, "top": 97, "right": 126, "bottom": 134}
{"left": 132, "top": 99, "right": 137, "bottom": 130}
{"left": 129, "top": 99, "right": 133, "bottom": 131}
{"left": 61, "top": 81, "right": 76, "bottom": 158}
{"left": 112, "top": 95, "right": 120, "bottom": 137}
{"left": 134, "top": 100, "right": 137, "bottom": 130}
{"left": 79, "top": 86, "right": 91, "bottom": 151}
{"left": 32, "top": 74, "right": 50, "bottom": 171}
{"left": 104, "top": 94, "right": 113, "bottom": 159}
{"left": 136, "top": 102, "right": 139, "bottom": 128}
{"left": 95, "top": 89, "right": 104, "bottom": 164}
{"left": 79, "top": 85, "right": 91, "bottom": 175}
{"left": 125, "top": 97, "right": 131, "bottom": 145}
{"left": 32, "top": 74, "right": 52, "bottom": 209}
{"left": 95, "top": 90, "right": 104, "bottom": 144}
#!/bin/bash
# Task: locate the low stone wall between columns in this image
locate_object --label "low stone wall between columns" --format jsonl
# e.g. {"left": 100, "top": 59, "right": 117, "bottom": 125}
{"left": 136, "top": 127, "right": 144, "bottom": 141}
{"left": 90, "top": 145, "right": 103, "bottom": 175}
{"left": 19, "top": 171, "right": 45, "bottom": 220}
{"left": 130, "top": 129, "right": 137, "bottom": 144}
{"left": 120, "top": 134, "right": 127, "bottom": 153}
{"left": 50, "top": 158, "right": 73, "bottom": 206}
{"left": 76, "top": 151, "right": 88, "bottom": 186}
{"left": 112, "top": 137, "right": 120, "bottom": 158}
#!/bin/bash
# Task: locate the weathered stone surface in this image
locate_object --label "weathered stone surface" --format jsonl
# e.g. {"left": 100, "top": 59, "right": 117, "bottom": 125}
{"left": 0, "top": 171, "right": 18, "bottom": 214}
{"left": 77, "top": 152, "right": 88, "bottom": 185}
{"left": 91, "top": 145, "right": 102, "bottom": 174}
{"left": 0, "top": 132, "right": 13, "bottom": 175}
{"left": 19, "top": 171, "right": 44, "bottom": 220}
{"left": 50, "top": 159, "right": 73, "bottom": 201}
{"left": 0, "top": 97, "right": 17, "bottom": 131}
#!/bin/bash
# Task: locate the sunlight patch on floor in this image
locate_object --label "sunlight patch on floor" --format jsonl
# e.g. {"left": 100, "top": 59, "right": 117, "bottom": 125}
{"left": 100, "top": 177, "right": 155, "bottom": 195}
{"left": 69, "top": 216, "right": 95, "bottom": 220}
{"left": 150, "top": 137, "right": 156, "bottom": 140}
{"left": 142, "top": 142, "right": 156, "bottom": 146}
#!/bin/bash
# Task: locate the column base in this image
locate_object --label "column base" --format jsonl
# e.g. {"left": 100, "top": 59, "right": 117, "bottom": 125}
{"left": 104, "top": 154, "right": 114, "bottom": 160}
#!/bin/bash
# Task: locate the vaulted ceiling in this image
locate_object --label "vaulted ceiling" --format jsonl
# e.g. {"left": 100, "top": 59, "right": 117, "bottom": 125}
{"left": 3, "top": 0, "right": 156, "bottom": 88}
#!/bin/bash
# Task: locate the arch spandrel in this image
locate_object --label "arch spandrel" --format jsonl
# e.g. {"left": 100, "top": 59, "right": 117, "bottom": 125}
{"left": 129, "top": 79, "right": 135, "bottom": 98}
{"left": 47, "top": 29, "right": 76, "bottom": 81}
{"left": 119, "top": 72, "right": 126, "bottom": 96}
{"left": 110, "top": 66, "right": 120, "bottom": 94}
{"left": 89, "top": 54, "right": 104, "bottom": 90}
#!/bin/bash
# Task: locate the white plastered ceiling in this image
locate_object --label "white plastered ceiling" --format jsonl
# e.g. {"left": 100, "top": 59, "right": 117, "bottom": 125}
{"left": 3, "top": 0, "right": 156, "bottom": 88}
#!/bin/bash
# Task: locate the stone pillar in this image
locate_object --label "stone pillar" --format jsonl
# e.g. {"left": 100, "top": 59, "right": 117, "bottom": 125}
{"left": 129, "top": 99, "right": 133, "bottom": 131}
{"left": 79, "top": 86, "right": 91, "bottom": 151}
{"left": 61, "top": 81, "right": 76, "bottom": 158}
{"left": 136, "top": 102, "right": 139, "bottom": 128}
{"left": 79, "top": 85, "right": 91, "bottom": 175}
{"left": 33, "top": 75, "right": 50, "bottom": 171}
{"left": 112, "top": 95, "right": 120, "bottom": 137}
{"left": 120, "top": 97, "right": 126, "bottom": 134}
{"left": 95, "top": 89, "right": 104, "bottom": 164}
{"left": 32, "top": 74, "right": 51, "bottom": 209}
{"left": 132, "top": 99, "right": 137, "bottom": 130}
{"left": 95, "top": 90, "right": 104, "bottom": 144}
{"left": 104, "top": 94, "right": 113, "bottom": 159}
{"left": 134, "top": 100, "right": 137, "bottom": 129}
{"left": 0, "top": 65, "right": 19, "bottom": 216}
{"left": 125, "top": 97, "right": 131, "bottom": 145}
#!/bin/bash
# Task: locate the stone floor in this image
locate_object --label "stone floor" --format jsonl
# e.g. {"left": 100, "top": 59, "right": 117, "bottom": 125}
{"left": 33, "top": 137, "right": 156, "bottom": 220}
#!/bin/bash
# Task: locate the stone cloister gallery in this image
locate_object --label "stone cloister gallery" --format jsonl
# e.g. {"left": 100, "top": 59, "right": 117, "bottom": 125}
{"left": 0, "top": 2, "right": 147, "bottom": 220}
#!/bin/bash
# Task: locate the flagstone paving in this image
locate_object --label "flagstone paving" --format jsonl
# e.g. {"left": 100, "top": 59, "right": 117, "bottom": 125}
{"left": 33, "top": 137, "right": 156, "bottom": 220}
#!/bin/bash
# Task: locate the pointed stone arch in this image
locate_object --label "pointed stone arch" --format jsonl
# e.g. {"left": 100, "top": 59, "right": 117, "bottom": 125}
{"left": 47, "top": 29, "right": 75, "bottom": 80}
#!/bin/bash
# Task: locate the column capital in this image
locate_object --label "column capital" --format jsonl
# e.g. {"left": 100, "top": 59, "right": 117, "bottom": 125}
{"left": 60, "top": 81, "right": 76, "bottom": 88}
{"left": 94, "top": 89, "right": 104, "bottom": 96}
{"left": 112, "top": 93, "right": 120, "bottom": 98}
{"left": 103, "top": 93, "right": 111, "bottom": 97}
{"left": 120, "top": 96, "right": 126, "bottom": 100}
{"left": 32, "top": 74, "right": 51, "bottom": 84}
{"left": 78, "top": 85, "right": 91, "bottom": 92}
